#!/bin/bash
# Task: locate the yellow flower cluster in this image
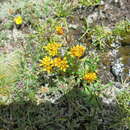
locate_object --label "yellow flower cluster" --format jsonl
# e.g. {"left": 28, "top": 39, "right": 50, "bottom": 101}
{"left": 39, "top": 56, "right": 69, "bottom": 73}
{"left": 43, "top": 43, "right": 62, "bottom": 56}
{"left": 55, "top": 26, "right": 64, "bottom": 35}
{"left": 70, "top": 45, "right": 86, "bottom": 58}
{"left": 39, "top": 56, "right": 53, "bottom": 73}
{"left": 14, "top": 16, "right": 23, "bottom": 25}
{"left": 83, "top": 72, "right": 97, "bottom": 83}
{"left": 53, "top": 57, "right": 69, "bottom": 72}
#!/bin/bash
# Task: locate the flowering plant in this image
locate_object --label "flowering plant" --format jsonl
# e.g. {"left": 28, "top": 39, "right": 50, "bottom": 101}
{"left": 55, "top": 26, "right": 64, "bottom": 35}
{"left": 14, "top": 16, "right": 23, "bottom": 25}
{"left": 39, "top": 43, "right": 86, "bottom": 74}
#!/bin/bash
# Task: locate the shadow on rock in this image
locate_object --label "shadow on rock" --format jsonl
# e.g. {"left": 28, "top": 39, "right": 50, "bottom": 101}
{"left": 0, "top": 88, "right": 129, "bottom": 130}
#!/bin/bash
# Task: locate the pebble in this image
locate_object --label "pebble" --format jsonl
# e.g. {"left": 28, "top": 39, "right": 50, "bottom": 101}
{"left": 111, "top": 59, "right": 124, "bottom": 78}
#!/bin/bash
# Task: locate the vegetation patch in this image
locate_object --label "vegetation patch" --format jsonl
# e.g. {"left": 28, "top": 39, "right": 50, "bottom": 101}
{"left": 0, "top": 0, "right": 129, "bottom": 129}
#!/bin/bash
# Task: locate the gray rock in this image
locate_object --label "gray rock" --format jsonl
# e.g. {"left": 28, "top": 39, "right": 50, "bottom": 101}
{"left": 111, "top": 59, "right": 124, "bottom": 80}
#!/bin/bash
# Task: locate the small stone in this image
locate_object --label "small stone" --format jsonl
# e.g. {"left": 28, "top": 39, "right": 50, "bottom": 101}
{"left": 114, "top": 82, "right": 122, "bottom": 89}
{"left": 111, "top": 59, "right": 124, "bottom": 80}
{"left": 68, "top": 24, "right": 78, "bottom": 29}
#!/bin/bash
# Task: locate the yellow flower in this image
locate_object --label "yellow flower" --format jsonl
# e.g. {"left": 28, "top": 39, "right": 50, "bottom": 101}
{"left": 70, "top": 45, "right": 85, "bottom": 58}
{"left": 83, "top": 72, "right": 97, "bottom": 83}
{"left": 43, "top": 43, "right": 62, "bottom": 56}
{"left": 43, "top": 65, "right": 53, "bottom": 73}
{"left": 39, "top": 56, "right": 53, "bottom": 73}
{"left": 53, "top": 57, "right": 62, "bottom": 67}
{"left": 14, "top": 16, "right": 23, "bottom": 25}
{"left": 55, "top": 26, "right": 64, "bottom": 35}
{"left": 59, "top": 57, "right": 69, "bottom": 72}
{"left": 53, "top": 57, "right": 69, "bottom": 72}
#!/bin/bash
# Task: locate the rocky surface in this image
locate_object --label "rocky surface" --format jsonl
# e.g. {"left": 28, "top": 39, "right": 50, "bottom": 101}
{"left": 75, "top": 0, "right": 130, "bottom": 27}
